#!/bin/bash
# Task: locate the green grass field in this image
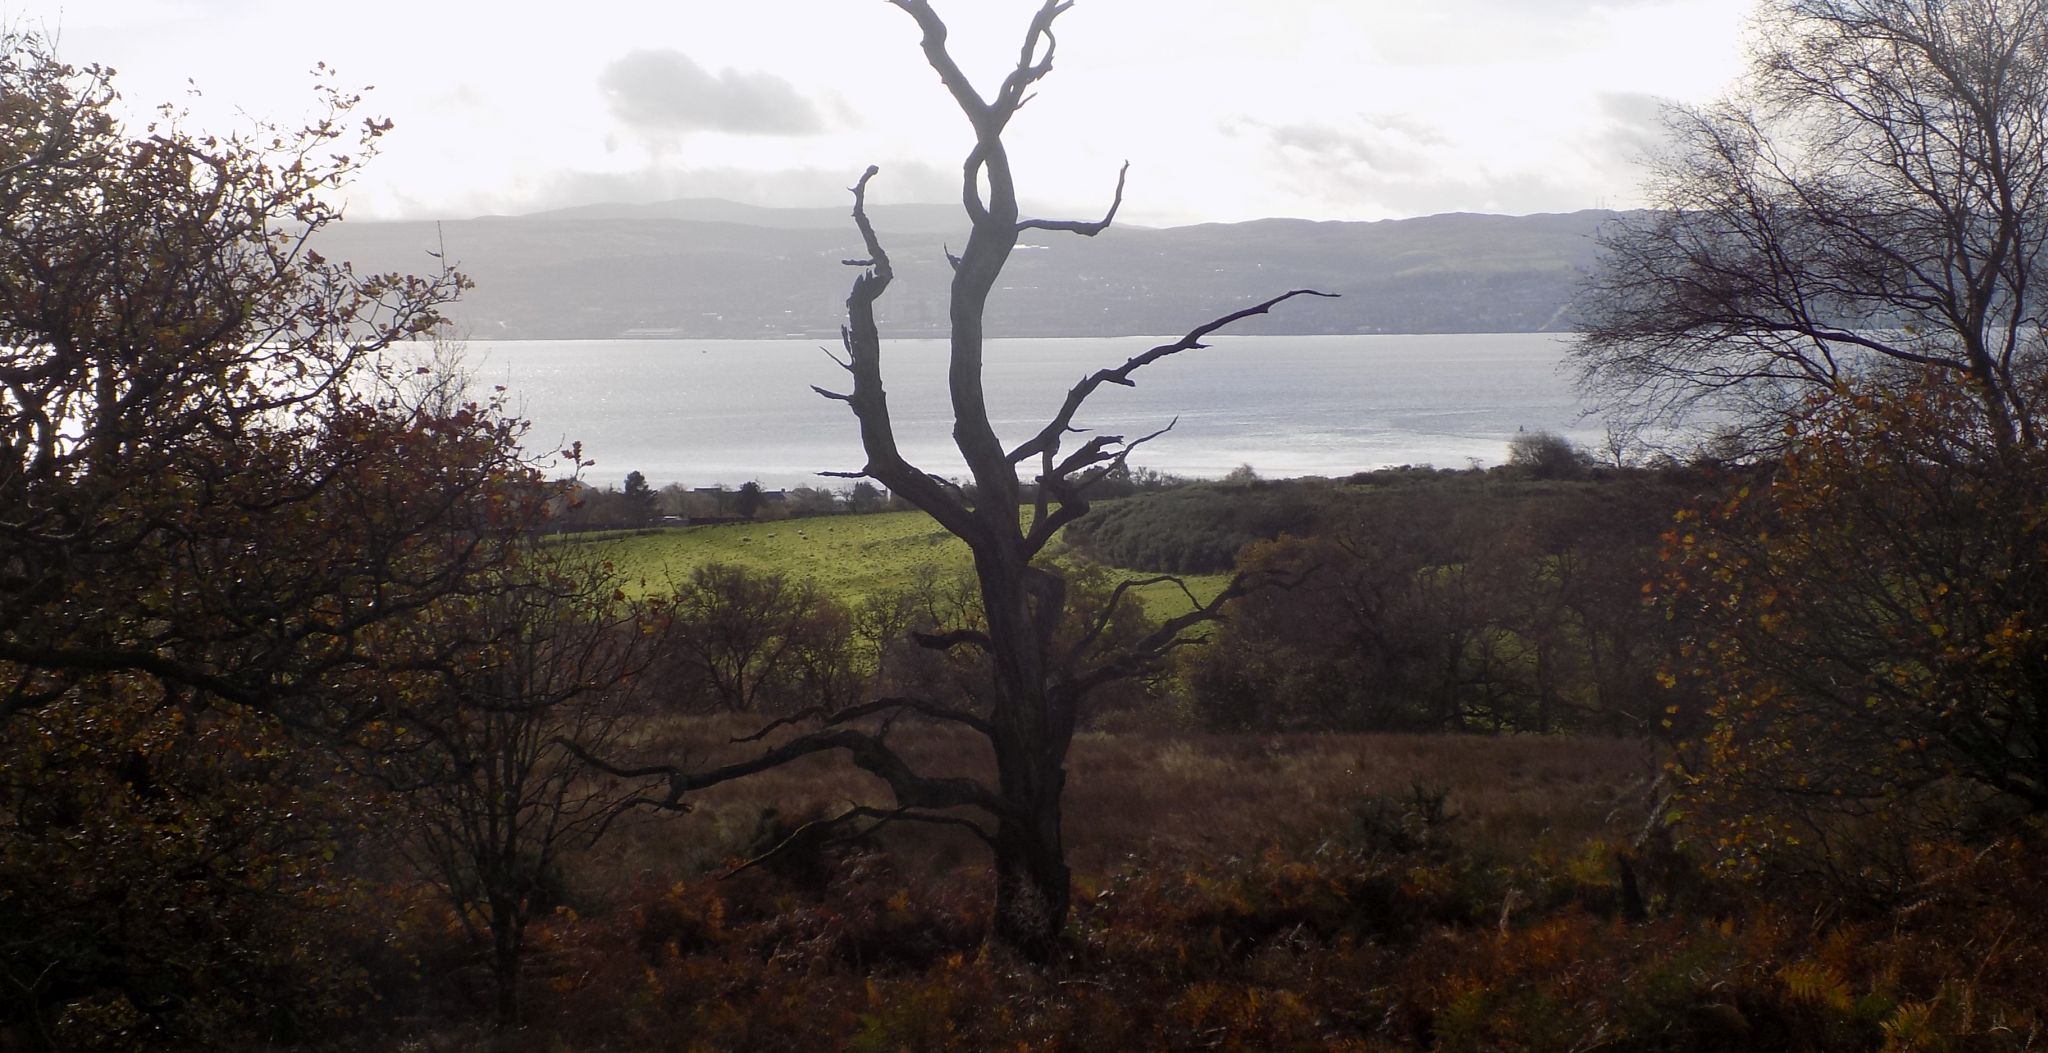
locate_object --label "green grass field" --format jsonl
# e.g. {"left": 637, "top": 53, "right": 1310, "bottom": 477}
{"left": 563, "top": 510, "right": 1229, "bottom": 620}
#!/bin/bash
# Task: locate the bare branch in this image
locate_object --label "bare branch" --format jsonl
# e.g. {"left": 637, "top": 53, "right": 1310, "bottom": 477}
{"left": 1067, "top": 573, "right": 1201, "bottom": 662}
{"left": 731, "top": 694, "right": 994, "bottom": 742}
{"left": 722, "top": 805, "right": 993, "bottom": 879}
{"left": 846, "top": 165, "right": 890, "bottom": 277}
{"left": 826, "top": 165, "right": 982, "bottom": 540}
{"left": 559, "top": 726, "right": 1007, "bottom": 817}
{"left": 1021, "top": 418, "right": 1169, "bottom": 558}
{"left": 1009, "top": 289, "right": 1340, "bottom": 466}
{"left": 1049, "top": 435, "right": 1122, "bottom": 480}
{"left": 1018, "top": 162, "right": 1128, "bottom": 236}
{"left": 1115, "top": 418, "right": 1177, "bottom": 460}
{"left": 888, "top": 1, "right": 996, "bottom": 127}
{"left": 1068, "top": 564, "right": 1306, "bottom": 695}
{"left": 911, "top": 627, "right": 993, "bottom": 653}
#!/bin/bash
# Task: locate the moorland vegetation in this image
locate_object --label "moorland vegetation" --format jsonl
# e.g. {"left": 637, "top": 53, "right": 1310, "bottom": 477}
{"left": 6, "top": 0, "right": 2048, "bottom": 1049}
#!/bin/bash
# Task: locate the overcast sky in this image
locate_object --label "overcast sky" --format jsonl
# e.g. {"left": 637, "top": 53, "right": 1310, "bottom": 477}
{"left": 25, "top": 0, "right": 1751, "bottom": 226}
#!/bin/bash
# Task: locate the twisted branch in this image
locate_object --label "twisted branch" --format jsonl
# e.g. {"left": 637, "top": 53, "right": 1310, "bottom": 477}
{"left": 723, "top": 805, "right": 993, "bottom": 879}
{"left": 1018, "top": 162, "right": 1128, "bottom": 235}
{"left": 820, "top": 165, "right": 982, "bottom": 542}
{"left": 1009, "top": 289, "right": 1340, "bottom": 468}
{"left": 559, "top": 726, "right": 1009, "bottom": 819}
{"left": 731, "top": 695, "right": 994, "bottom": 742}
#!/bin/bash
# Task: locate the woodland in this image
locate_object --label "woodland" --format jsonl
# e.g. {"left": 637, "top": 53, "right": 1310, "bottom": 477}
{"left": 4, "top": 0, "right": 2048, "bottom": 1050}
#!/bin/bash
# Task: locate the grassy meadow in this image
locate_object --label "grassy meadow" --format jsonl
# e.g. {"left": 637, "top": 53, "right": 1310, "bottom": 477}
{"left": 565, "top": 509, "right": 1232, "bottom": 620}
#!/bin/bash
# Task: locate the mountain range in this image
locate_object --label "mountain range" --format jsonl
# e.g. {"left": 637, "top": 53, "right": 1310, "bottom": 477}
{"left": 310, "top": 200, "right": 1623, "bottom": 340}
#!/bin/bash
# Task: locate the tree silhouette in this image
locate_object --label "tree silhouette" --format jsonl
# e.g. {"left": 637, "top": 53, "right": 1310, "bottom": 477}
{"left": 622, "top": 470, "right": 657, "bottom": 526}
{"left": 590, "top": 0, "right": 1330, "bottom": 959}
{"left": 734, "top": 480, "right": 766, "bottom": 520}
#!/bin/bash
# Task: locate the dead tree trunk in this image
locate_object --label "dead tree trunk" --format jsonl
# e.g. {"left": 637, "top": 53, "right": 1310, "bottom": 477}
{"left": 603, "top": 0, "right": 1332, "bottom": 962}
{"left": 817, "top": 0, "right": 1331, "bottom": 958}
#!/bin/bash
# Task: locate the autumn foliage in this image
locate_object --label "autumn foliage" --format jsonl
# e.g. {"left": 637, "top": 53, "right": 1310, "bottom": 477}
{"left": 0, "top": 32, "right": 548, "bottom": 1048}
{"left": 1659, "top": 373, "right": 2048, "bottom": 887}
{"left": 359, "top": 727, "right": 2048, "bottom": 1052}
{"left": 10, "top": 2, "right": 2048, "bottom": 1048}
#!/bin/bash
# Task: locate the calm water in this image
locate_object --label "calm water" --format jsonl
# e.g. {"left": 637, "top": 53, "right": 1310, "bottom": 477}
{"left": 449, "top": 334, "right": 1599, "bottom": 490}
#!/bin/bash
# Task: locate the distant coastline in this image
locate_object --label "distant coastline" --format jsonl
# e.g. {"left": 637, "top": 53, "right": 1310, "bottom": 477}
{"left": 316, "top": 202, "right": 1619, "bottom": 342}
{"left": 445, "top": 332, "right": 1600, "bottom": 492}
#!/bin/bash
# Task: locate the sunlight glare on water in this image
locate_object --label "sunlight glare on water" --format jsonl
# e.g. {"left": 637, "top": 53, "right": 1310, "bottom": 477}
{"left": 436, "top": 333, "right": 1603, "bottom": 490}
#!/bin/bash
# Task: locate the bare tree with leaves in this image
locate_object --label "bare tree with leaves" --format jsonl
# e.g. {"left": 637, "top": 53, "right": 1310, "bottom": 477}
{"left": 595, "top": 0, "right": 1330, "bottom": 960}
{"left": 1573, "top": 0, "right": 2048, "bottom": 449}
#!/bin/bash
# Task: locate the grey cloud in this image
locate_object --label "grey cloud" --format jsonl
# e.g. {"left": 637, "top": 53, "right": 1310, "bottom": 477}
{"left": 1237, "top": 115, "right": 1447, "bottom": 178}
{"left": 1233, "top": 115, "right": 1594, "bottom": 217}
{"left": 599, "top": 49, "right": 826, "bottom": 136}
{"left": 1591, "top": 90, "right": 1675, "bottom": 163}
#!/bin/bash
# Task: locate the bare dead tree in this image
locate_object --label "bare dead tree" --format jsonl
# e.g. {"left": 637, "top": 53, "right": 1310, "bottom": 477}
{"left": 1573, "top": 0, "right": 2048, "bottom": 451}
{"left": 587, "top": 0, "right": 1330, "bottom": 961}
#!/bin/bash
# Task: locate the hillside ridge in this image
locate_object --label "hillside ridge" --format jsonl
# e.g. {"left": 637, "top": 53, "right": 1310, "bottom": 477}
{"left": 312, "top": 202, "right": 1628, "bottom": 340}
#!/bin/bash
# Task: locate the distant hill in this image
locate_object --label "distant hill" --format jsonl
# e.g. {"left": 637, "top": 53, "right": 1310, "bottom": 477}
{"left": 310, "top": 201, "right": 1623, "bottom": 340}
{"left": 504, "top": 197, "right": 975, "bottom": 233}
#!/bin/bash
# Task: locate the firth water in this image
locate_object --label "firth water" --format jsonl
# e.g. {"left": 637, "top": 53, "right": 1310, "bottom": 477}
{"left": 451, "top": 333, "right": 1597, "bottom": 490}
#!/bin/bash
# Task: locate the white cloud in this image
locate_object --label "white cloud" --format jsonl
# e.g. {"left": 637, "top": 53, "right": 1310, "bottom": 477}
{"left": 20, "top": 0, "right": 1755, "bottom": 224}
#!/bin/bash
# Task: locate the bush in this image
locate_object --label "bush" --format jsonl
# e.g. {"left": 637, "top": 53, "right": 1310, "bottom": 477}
{"left": 1506, "top": 430, "right": 1593, "bottom": 480}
